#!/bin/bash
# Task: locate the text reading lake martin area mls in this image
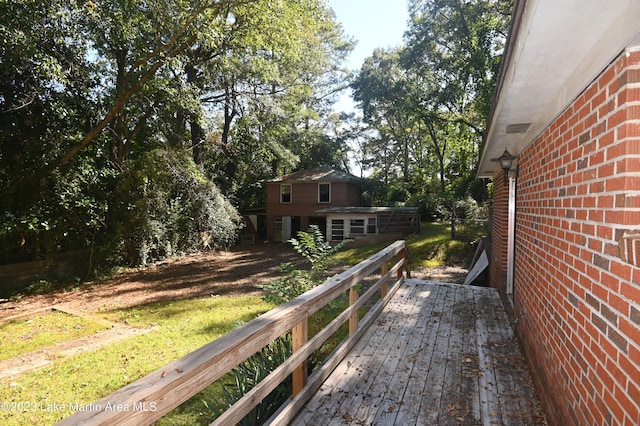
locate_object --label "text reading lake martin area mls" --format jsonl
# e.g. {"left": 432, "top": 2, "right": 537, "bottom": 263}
{"left": 1, "top": 400, "right": 158, "bottom": 413}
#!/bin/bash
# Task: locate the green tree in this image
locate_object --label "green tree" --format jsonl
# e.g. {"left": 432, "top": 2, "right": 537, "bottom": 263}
{"left": 0, "top": 1, "right": 101, "bottom": 262}
{"left": 351, "top": 0, "right": 510, "bottom": 216}
{"left": 193, "top": 0, "right": 354, "bottom": 198}
{"left": 0, "top": 0, "right": 353, "bottom": 269}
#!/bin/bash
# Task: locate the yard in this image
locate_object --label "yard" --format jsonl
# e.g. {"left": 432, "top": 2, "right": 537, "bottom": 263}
{"left": 0, "top": 222, "right": 483, "bottom": 425}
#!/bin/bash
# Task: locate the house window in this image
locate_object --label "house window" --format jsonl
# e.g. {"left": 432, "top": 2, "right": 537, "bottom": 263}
{"left": 280, "top": 184, "right": 291, "bottom": 203}
{"left": 367, "top": 217, "right": 377, "bottom": 234}
{"left": 331, "top": 219, "right": 344, "bottom": 241}
{"left": 318, "top": 183, "right": 331, "bottom": 203}
{"left": 274, "top": 217, "right": 283, "bottom": 232}
{"left": 350, "top": 219, "right": 365, "bottom": 235}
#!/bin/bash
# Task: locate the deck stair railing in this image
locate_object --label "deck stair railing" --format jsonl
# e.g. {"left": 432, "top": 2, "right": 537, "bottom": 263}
{"left": 57, "top": 240, "right": 412, "bottom": 426}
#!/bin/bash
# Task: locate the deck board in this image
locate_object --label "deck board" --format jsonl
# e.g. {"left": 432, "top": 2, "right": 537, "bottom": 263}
{"left": 291, "top": 280, "right": 546, "bottom": 425}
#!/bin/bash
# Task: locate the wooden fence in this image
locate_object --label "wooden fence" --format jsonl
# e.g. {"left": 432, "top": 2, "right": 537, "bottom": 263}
{"left": 0, "top": 248, "right": 99, "bottom": 298}
{"left": 57, "top": 240, "right": 412, "bottom": 426}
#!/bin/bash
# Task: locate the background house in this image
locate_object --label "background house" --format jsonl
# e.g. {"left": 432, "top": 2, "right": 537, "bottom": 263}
{"left": 264, "top": 167, "right": 419, "bottom": 242}
{"left": 317, "top": 206, "right": 420, "bottom": 243}
{"left": 479, "top": 1, "right": 640, "bottom": 424}
{"left": 264, "top": 167, "right": 363, "bottom": 242}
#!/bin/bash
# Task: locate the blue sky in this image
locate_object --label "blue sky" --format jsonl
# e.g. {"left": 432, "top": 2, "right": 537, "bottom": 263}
{"left": 328, "top": 0, "right": 409, "bottom": 112}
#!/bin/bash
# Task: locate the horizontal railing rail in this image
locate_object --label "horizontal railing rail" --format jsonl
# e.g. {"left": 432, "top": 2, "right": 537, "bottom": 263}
{"left": 57, "top": 240, "right": 412, "bottom": 426}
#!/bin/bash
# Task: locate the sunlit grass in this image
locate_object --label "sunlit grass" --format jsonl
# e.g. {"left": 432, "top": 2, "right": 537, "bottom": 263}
{"left": 0, "top": 222, "right": 488, "bottom": 425}
{"left": 0, "top": 311, "right": 112, "bottom": 361}
{"left": 332, "top": 221, "right": 487, "bottom": 269}
{"left": 0, "top": 296, "right": 274, "bottom": 426}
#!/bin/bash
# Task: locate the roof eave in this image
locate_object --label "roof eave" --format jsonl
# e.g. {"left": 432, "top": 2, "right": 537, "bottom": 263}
{"left": 478, "top": 0, "right": 640, "bottom": 179}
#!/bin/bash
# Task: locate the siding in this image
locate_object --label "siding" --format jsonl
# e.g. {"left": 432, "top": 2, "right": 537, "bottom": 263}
{"left": 506, "top": 48, "right": 640, "bottom": 425}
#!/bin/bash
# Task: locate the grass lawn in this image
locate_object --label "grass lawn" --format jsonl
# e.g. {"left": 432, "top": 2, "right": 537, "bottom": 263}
{"left": 0, "top": 311, "right": 112, "bottom": 362}
{"left": 0, "top": 296, "right": 274, "bottom": 426}
{"left": 0, "top": 221, "right": 486, "bottom": 425}
{"left": 333, "top": 221, "right": 486, "bottom": 268}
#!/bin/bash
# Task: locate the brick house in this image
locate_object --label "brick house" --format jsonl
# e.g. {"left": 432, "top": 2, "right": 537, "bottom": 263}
{"left": 478, "top": 1, "right": 640, "bottom": 425}
{"left": 264, "top": 167, "right": 419, "bottom": 242}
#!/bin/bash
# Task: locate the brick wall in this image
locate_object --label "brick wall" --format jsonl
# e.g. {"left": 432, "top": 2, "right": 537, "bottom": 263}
{"left": 488, "top": 172, "right": 509, "bottom": 295}
{"left": 265, "top": 181, "right": 362, "bottom": 240}
{"left": 508, "top": 48, "right": 640, "bottom": 425}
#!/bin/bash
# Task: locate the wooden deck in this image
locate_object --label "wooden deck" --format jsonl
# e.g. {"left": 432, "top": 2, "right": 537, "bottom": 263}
{"left": 291, "top": 280, "right": 547, "bottom": 425}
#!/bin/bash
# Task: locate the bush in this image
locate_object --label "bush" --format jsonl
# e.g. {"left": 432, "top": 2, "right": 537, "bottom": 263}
{"left": 203, "top": 334, "right": 295, "bottom": 426}
{"left": 259, "top": 263, "right": 317, "bottom": 306}
{"left": 260, "top": 225, "right": 348, "bottom": 305}
{"left": 108, "top": 149, "right": 241, "bottom": 266}
{"left": 288, "top": 225, "right": 348, "bottom": 273}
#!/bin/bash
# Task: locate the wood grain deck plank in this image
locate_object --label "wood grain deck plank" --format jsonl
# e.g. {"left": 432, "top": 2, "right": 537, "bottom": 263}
{"left": 356, "top": 280, "right": 427, "bottom": 424}
{"left": 474, "top": 288, "right": 506, "bottom": 425}
{"left": 457, "top": 286, "right": 482, "bottom": 425}
{"left": 290, "top": 281, "right": 546, "bottom": 426}
{"left": 374, "top": 281, "right": 443, "bottom": 424}
{"left": 395, "top": 281, "right": 446, "bottom": 424}
{"left": 415, "top": 283, "right": 457, "bottom": 425}
{"left": 343, "top": 282, "right": 421, "bottom": 424}
{"left": 293, "top": 284, "right": 415, "bottom": 425}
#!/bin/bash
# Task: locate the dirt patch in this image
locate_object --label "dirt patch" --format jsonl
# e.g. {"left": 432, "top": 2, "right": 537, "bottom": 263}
{"left": 0, "top": 243, "right": 305, "bottom": 320}
{"left": 0, "top": 243, "right": 470, "bottom": 379}
{"left": 0, "top": 323, "right": 153, "bottom": 380}
{"left": 411, "top": 265, "right": 469, "bottom": 284}
{"left": 0, "top": 244, "right": 470, "bottom": 320}
{"left": 0, "top": 243, "right": 307, "bottom": 378}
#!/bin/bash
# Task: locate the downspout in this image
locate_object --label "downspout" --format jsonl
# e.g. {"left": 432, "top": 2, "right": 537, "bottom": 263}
{"left": 506, "top": 166, "right": 518, "bottom": 298}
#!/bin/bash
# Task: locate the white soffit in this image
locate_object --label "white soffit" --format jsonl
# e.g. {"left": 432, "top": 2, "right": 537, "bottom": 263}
{"left": 479, "top": 0, "right": 640, "bottom": 178}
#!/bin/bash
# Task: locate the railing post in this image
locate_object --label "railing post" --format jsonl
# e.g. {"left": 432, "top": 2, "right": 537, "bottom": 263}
{"left": 349, "top": 286, "right": 359, "bottom": 336}
{"left": 380, "top": 262, "right": 389, "bottom": 298}
{"left": 397, "top": 243, "right": 411, "bottom": 279}
{"left": 292, "top": 318, "right": 308, "bottom": 396}
{"left": 403, "top": 247, "right": 412, "bottom": 278}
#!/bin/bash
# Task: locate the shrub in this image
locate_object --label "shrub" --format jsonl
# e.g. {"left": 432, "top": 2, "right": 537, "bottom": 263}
{"left": 259, "top": 263, "right": 317, "bottom": 306}
{"left": 108, "top": 149, "right": 241, "bottom": 266}
{"left": 203, "top": 334, "right": 294, "bottom": 426}
{"left": 260, "top": 225, "right": 349, "bottom": 305}
{"left": 288, "top": 224, "right": 348, "bottom": 273}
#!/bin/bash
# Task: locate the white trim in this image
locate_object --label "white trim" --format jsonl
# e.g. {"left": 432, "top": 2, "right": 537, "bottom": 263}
{"left": 479, "top": 0, "right": 640, "bottom": 177}
{"left": 326, "top": 213, "right": 379, "bottom": 241}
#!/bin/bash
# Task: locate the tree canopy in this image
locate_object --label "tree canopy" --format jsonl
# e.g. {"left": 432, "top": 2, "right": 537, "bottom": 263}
{"left": 0, "top": 0, "right": 512, "bottom": 270}
{"left": 350, "top": 0, "right": 511, "bottom": 219}
{"left": 0, "top": 0, "right": 353, "bottom": 266}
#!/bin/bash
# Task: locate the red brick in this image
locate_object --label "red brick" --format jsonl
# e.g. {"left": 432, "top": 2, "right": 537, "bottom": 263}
{"left": 609, "top": 293, "right": 630, "bottom": 317}
{"left": 619, "top": 350, "right": 640, "bottom": 382}
{"left": 627, "top": 378, "right": 640, "bottom": 407}
{"left": 499, "top": 50, "right": 640, "bottom": 426}
{"left": 606, "top": 358, "right": 629, "bottom": 389}
{"left": 599, "top": 66, "right": 617, "bottom": 91}
{"left": 606, "top": 209, "right": 640, "bottom": 225}
{"left": 629, "top": 350, "right": 640, "bottom": 380}
{"left": 617, "top": 156, "right": 640, "bottom": 173}
{"left": 601, "top": 271, "right": 621, "bottom": 292}
{"left": 604, "top": 388, "right": 625, "bottom": 422}
{"left": 614, "top": 386, "right": 638, "bottom": 424}
{"left": 619, "top": 317, "right": 640, "bottom": 345}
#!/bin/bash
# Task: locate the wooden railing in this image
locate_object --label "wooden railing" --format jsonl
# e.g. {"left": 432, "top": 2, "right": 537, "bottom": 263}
{"left": 57, "top": 240, "right": 412, "bottom": 426}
